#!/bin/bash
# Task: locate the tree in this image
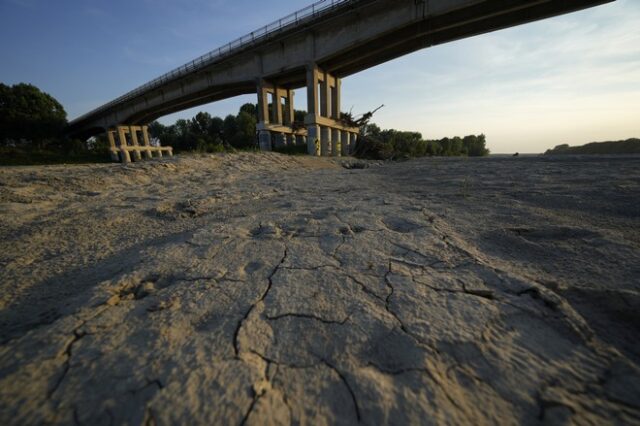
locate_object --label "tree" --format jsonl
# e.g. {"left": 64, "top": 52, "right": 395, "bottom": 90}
{"left": 361, "top": 123, "right": 381, "bottom": 139}
{"left": 0, "top": 83, "right": 67, "bottom": 147}
{"left": 148, "top": 121, "right": 166, "bottom": 140}
{"left": 462, "top": 134, "right": 490, "bottom": 156}
{"left": 451, "top": 136, "right": 463, "bottom": 156}
{"left": 223, "top": 114, "right": 238, "bottom": 144}
{"left": 190, "top": 112, "right": 212, "bottom": 136}
{"left": 440, "top": 137, "right": 452, "bottom": 156}
{"left": 208, "top": 117, "right": 224, "bottom": 143}
{"left": 239, "top": 103, "right": 257, "bottom": 119}
{"left": 231, "top": 111, "right": 256, "bottom": 149}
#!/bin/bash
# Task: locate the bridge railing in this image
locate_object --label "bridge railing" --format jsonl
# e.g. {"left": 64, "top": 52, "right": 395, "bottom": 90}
{"left": 72, "top": 0, "right": 355, "bottom": 124}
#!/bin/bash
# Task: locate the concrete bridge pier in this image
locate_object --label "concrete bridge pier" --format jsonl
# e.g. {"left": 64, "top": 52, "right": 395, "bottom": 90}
{"left": 256, "top": 79, "right": 298, "bottom": 152}
{"left": 305, "top": 64, "right": 358, "bottom": 157}
{"left": 106, "top": 125, "right": 173, "bottom": 163}
{"left": 255, "top": 66, "right": 358, "bottom": 156}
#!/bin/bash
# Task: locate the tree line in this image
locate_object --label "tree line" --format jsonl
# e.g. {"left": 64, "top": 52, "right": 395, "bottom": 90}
{"left": 148, "top": 104, "right": 257, "bottom": 153}
{"left": 544, "top": 139, "right": 640, "bottom": 155}
{"left": 355, "top": 123, "right": 489, "bottom": 159}
{"left": 146, "top": 104, "right": 308, "bottom": 153}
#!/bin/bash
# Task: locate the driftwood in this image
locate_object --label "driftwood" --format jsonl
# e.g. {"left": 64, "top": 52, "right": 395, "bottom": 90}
{"left": 285, "top": 105, "right": 384, "bottom": 132}
{"left": 340, "top": 104, "right": 384, "bottom": 128}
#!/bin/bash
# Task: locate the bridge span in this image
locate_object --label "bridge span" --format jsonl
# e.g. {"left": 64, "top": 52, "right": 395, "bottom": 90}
{"left": 68, "top": 0, "right": 613, "bottom": 161}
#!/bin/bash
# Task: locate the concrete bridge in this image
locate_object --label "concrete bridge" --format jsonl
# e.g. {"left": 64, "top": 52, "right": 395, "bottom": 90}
{"left": 68, "top": 0, "right": 613, "bottom": 160}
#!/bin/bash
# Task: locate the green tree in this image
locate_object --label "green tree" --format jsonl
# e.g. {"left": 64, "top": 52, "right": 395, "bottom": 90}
{"left": 426, "top": 140, "right": 441, "bottom": 156}
{"left": 190, "top": 112, "right": 212, "bottom": 136}
{"left": 462, "top": 134, "right": 490, "bottom": 156}
{"left": 231, "top": 111, "right": 256, "bottom": 149}
{"left": 451, "top": 136, "right": 463, "bottom": 156}
{"left": 208, "top": 117, "right": 224, "bottom": 143}
{"left": 0, "top": 83, "right": 67, "bottom": 147}
{"left": 223, "top": 114, "right": 238, "bottom": 144}
{"left": 239, "top": 103, "right": 257, "bottom": 119}
{"left": 362, "top": 123, "right": 381, "bottom": 138}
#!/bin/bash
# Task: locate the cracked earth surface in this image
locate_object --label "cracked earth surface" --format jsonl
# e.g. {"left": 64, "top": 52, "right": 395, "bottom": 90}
{"left": 0, "top": 153, "right": 639, "bottom": 425}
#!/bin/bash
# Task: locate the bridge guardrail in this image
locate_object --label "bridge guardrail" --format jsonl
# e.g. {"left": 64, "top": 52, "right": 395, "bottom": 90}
{"left": 71, "top": 0, "right": 354, "bottom": 124}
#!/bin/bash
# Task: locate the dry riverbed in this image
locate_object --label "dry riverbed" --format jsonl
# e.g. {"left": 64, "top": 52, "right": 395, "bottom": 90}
{"left": 0, "top": 153, "right": 639, "bottom": 425}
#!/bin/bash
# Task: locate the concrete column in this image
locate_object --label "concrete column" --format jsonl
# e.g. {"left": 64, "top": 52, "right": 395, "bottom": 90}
{"left": 129, "top": 126, "right": 143, "bottom": 161}
{"left": 274, "top": 133, "right": 286, "bottom": 149}
{"left": 320, "top": 76, "right": 329, "bottom": 118}
{"left": 296, "top": 135, "right": 307, "bottom": 147}
{"left": 141, "top": 125, "right": 153, "bottom": 159}
{"left": 117, "top": 126, "right": 131, "bottom": 163}
{"left": 285, "top": 90, "right": 295, "bottom": 126}
{"left": 306, "top": 65, "right": 319, "bottom": 118}
{"left": 307, "top": 125, "right": 320, "bottom": 156}
{"left": 259, "top": 130, "right": 272, "bottom": 151}
{"left": 106, "top": 130, "right": 119, "bottom": 162}
{"left": 331, "top": 128, "right": 341, "bottom": 157}
{"left": 117, "top": 126, "right": 128, "bottom": 146}
{"left": 273, "top": 87, "right": 284, "bottom": 125}
{"left": 341, "top": 131, "right": 350, "bottom": 156}
{"left": 286, "top": 134, "right": 296, "bottom": 147}
{"left": 351, "top": 133, "right": 358, "bottom": 153}
{"left": 332, "top": 78, "right": 341, "bottom": 120}
{"left": 305, "top": 64, "right": 321, "bottom": 156}
{"left": 257, "top": 80, "right": 272, "bottom": 125}
{"left": 320, "top": 126, "right": 331, "bottom": 156}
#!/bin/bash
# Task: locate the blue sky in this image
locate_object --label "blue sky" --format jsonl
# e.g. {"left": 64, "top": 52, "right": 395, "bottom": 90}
{"left": 1, "top": 0, "right": 638, "bottom": 153}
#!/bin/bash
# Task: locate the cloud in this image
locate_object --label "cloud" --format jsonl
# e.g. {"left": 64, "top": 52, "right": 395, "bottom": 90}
{"left": 342, "top": 0, "right": 640, "bottom": 151}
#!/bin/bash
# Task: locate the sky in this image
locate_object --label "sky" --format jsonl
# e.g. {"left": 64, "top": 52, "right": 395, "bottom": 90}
{"left": 1, "top": 0, "right": 638, "bottom": 153}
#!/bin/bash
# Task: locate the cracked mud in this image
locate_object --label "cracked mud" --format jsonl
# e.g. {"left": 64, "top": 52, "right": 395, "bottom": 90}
{"left": 1, "top": 153, "right": 639, "bottom": 425}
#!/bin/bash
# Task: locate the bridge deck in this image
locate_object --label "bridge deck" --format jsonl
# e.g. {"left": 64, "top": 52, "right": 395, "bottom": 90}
{"left": 68, "top": 0, "right": 614, "bottom": 138}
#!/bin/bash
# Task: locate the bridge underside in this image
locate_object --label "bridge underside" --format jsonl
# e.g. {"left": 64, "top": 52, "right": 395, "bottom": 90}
{"left": 68, "top": 0, "right": 614, "bottom": 158}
